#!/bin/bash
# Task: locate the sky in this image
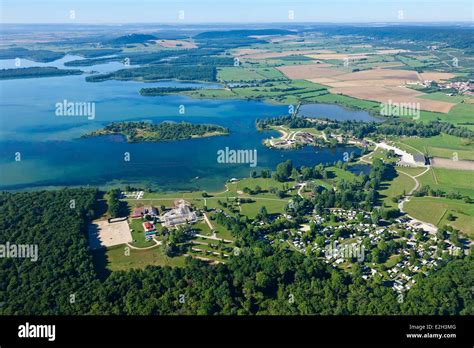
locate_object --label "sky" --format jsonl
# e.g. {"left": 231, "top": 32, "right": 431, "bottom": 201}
{"left": 1, "top": 0, "right": 473, "bottom": 24}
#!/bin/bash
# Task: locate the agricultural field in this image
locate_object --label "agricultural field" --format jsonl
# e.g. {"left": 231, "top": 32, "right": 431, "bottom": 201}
{"left": 404, "top": 197, "right": 474, "bottom": 238}
{"left": 217, "top": 66, "right": 266, "bottom": 82}
{"left": 418, "top": 167, "right": 474, "bottom": 197}
{"left": 400, "top": 133, "right": 474, "bottom": 161}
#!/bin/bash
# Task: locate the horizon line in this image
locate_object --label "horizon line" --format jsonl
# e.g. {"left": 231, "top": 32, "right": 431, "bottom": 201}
{"left": 2, "top": 21, "right": 473, "bottom": 25}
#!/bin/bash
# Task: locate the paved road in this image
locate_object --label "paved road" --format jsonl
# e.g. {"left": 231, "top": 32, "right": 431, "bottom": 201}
{"left": 126, "top": 238, "right": 162, "bottom": 250}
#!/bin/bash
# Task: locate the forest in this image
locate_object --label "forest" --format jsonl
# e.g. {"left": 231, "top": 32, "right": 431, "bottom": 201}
{"left": 256, "top": 115, "right": 474, "bottom": 139}
{"left": 0, "top": 188, "right": 472, "bottom": 315}
{"left": 83, "top": 121, "right": 229, "bottom": 142}
{"left": 139, "top": 87, "right": 199, "bottom": 96}
{"left": 309, "top": 25, "right": 474, "bottom": 50}
{"left": 69, "top": 48, "right": 123, "bottom": 58}
{"left": 64, "top": 48, "right": 223, "bottom": 67}
{"left": 86, "top": 65, "right": 218, "bottom": 82}
{"left": 0, "top": 67, "right": 83, "bottom": 80}
{"left": 0, "top": 47, "right": 65, "bottom": 62}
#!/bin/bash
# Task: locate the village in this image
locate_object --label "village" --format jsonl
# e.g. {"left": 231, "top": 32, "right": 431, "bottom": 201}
{"left": 263, "top": 206, "right": 468, "bottom": 296}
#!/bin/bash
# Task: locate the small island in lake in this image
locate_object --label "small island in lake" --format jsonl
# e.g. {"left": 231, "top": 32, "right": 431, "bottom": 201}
{"left": 0, "top": 66, "right": 83, "bottom": 80}
{"left": 83, "top": 121, "right": 229, "bottom": 143}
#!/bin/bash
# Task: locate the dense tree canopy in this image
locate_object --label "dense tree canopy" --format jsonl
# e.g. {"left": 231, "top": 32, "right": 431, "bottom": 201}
{"left": 0, "top": 189, "right": 472, "bottom": 315}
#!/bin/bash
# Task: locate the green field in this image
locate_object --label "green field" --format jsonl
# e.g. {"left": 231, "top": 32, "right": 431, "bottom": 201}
{"left": 418, "top": 92, "right": 470, "bottom": 103}
{"left": 404, "top": 197, "right": 474, "bottom": 238}
{"left": 239, "top": 198, "right": 288, "bottom": 219}
{"left": 363, "top": 147, "right": 400, "bottom": 164}
{"left": 227, "top": 177, "right": 297, "bottom": 197}
{"left": 418, "top": 167, "right": 474, "bottom": 197}
{"left": 103, "top": 245, "right": 187, "bottom": 271}
{"left": 379, "top": 170, "right": 417, "bottom": 208}
{"left": 254, "top": 67, "right": 286, "bottom": 79}
{"left": 129, "top": 218, "right": 156, "bottom": 248}
{"left": 400, "top": 133, "right": 474, "bottom": 160}
{"left": 396, "top": 166, "right": 428, "bottom": 177}
{"left": 217, "top": 67, "right": 265, "bottom": 82}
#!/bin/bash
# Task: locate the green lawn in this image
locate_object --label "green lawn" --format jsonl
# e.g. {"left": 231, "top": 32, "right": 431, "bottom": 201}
{"left": 239, "top": 199, "right": 288, "bottom": 219}
{"left": 384, "top": 254, "right": 402, "bottom": 268}
{"left": 217, "top": 67, "right": 265, "bottom": 82}
{"left": 379, "top": 170, "right": 416, "bottom": 208}
{"left": 193, "top": 220, "right": 213, "bottom": 236}
{"left": 129, "top": 218, "right": 156, "bottom": 248}
{"left": 207, "top": 214, "right": 235, "bottom": 240}
{"left": 418, "top": 167, "right": 474, "bottom": 197}
{"left": 363, "top": 147, "right": 399, "bottom": 164}
{"left": 400, "top": 134, "right": 474, "bottom": 161}
{"left": 104, "top": 245, "right": 187, "bottom": 271}
{"left": 227, "top": 177, "right": 297, "bottom": 197}
{"left": 404, "top": 197, "right": 474, "bottom": 238}
{"left": 396, "top": 166, "right": 428, "bottom": 177}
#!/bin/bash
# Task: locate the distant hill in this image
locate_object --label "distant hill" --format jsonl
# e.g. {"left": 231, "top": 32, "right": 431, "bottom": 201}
{"left": 194, "top": 29, "right": 295, "bottom": 39}
{"left": 0, "top": 47, "right": 65, "bottom": 63}
{"left": 0, "top": 66, "right": 82, "bottom": 80}
{"left": 106, "top": 33, "right": 157, "bottom": 45}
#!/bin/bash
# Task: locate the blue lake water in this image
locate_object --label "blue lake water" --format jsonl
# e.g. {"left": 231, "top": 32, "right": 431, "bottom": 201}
{"left": 0, "top": 56, "right": 373, "bottom": 192}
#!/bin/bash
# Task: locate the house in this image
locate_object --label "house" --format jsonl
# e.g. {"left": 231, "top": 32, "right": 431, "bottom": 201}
{"left": 143, "top": 221, "right": 155, "bottom": 232}
{"left": 132, "top": 206, "right": 158, "bottom": 218}
{"left": 161, "top": 200, "right": 198, "bottom": 227}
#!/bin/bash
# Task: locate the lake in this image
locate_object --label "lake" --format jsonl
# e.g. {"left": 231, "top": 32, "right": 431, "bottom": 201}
{"left": 0, "top": 56, "right": 372, "bottom": 192}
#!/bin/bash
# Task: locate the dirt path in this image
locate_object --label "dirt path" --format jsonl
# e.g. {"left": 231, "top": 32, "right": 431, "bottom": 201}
{"left": 359, "top": 143, "right": 436, "bottom": 232}
{"left": 397, "top": 167, "right": 437, "bottom": 233}
{"left": 126, "top": 238, "right": 162, "bottom": 250}
{"left": 195, "top": 234, "right": 233, "bottom": 243}
{"left": 297, "top": 183, "right": 306, "bottom": 198}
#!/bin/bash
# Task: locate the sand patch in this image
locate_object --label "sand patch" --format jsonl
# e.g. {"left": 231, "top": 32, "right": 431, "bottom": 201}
{"left": 88, "top": 219, "right": 132, "bottom": 250}
{"left": 431, "top": 157, "right": 474, "bottom": 170}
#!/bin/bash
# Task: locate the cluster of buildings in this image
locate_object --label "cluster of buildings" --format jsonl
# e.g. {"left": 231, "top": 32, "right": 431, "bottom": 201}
{"left": 130, "top": 200, "right": 199, "bottom": 239}
{"left": 408, "top": 79, "right": 474, "bottom": 96}
{"left": 270, "top": 132, "right": 316, "bottom": 149}
{"left": 132, "top": 206, "right": 158, "bottom": 218}
{"left": 161, "top": 200, "right": 198, "bottom": 228}
{"left": 438, "top": 80, "right": 474, "bottom": 96}
{"left": 277, "top": 207, "right": 468, "bottom": 296}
